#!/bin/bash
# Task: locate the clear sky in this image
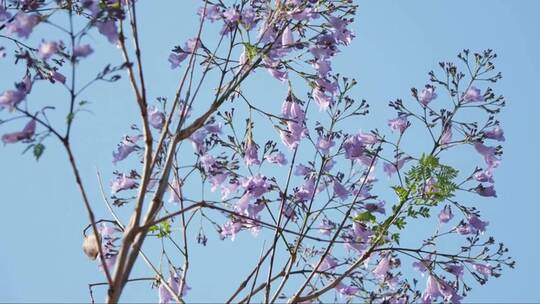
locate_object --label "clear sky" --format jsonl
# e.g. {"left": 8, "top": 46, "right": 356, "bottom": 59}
{"left": 1, "top": 0, "right": 539, "bottom": 302}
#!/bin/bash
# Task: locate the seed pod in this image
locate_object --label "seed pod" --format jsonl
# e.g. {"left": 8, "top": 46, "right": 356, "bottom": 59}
{"left": 82, "top": 233, "right": 99, "bottom": 260}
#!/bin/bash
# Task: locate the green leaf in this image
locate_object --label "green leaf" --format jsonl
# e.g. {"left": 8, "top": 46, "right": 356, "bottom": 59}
{"left": 392, "top": 186, "right": 408, "bottom": 202}
{"left": 353, "top": 211, "right": 376, "bottom": 223}
{"left": 33, "top": 143, "right": 45, "bottom": 161}
{"left": 67, "top": 112, "right": 75, "bottom": 124}
{"left": 242, "top": 43, "right": 258, "bottom": 61}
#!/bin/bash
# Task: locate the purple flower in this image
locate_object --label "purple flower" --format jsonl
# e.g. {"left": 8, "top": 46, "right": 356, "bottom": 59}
{"left": 111, "top": 174, "right": 137, "bottom": 193}
{"left": 112, "top": 135, "right": 140, "bottom": 164}
{"left": 364, "top": 200, "right": 385, "bottom": 214}
{"left": 1, "top": 119, "right": 36, "bottom": 144}
{"left": 335, "top": 282, "right": 359, "bottom": 297}
{"left": 313, "top": 87, "right": 332, "bottom": 111}
{"left": 265, "top": 152, "right": 287, "bottom": 166}
{"left": 316, "top": 136, "right": 335, "bottom": 155}
{"left": 198, "top": 5, "right": 222, "bottom": 22}
{"left": 220, "top": 220, "right": 242, "bottom": 240}
{"left": 50, "top": 71, "right": 66, "bottom": 84}
{"left": 316, "top": 255, "right": 338, "bottom": 272}
{"left": 388, "top": 116, "right": 409, "bottom": 133}
{"left": 383, "top": 157, "right": 411, "bottom": 177}
{"left": 221, "top": 7, "right": 240, "bottom": 34}
{"left": 328, "top": 16, "right": 354, "bottom": 45}
{"left": 474, "top": 142, "right": 500, "bottom": 168}
{"left": 373, "top": 255, "right": 390, "bottom": 280}
{"left": 244, "top": 140, "right": 260, "bottom": 166}
{"left": 189, "top": 129, "right": 208, "bottom": 154}
{"left": 73, "top": 44, "right": 94, "bottom": 59}
{"left": 281, "top": 26, "right": 294, "bottom": 47}
{"left": 444, "top": 263, "right": 464, "bottom": 278}
{"left": 204, "top": 123, "right": 222, "bottom": 134}
{"left": 412, "top": 255, "right": 432, "bottom": 274}
{"left": 474, "top": 168, "right": 494, "bottom": 183}
{"left": 168, "top": 52, "right": 188, "bottom": 69}
{"left": 475, "top": 184, "right": 497, "bottom": 197}
{"left": 419, "top": 86, "right": 437, "bottom": 106}
{"left": 441, "top": 124, "right": 453, "bottom": 146}
{"left": 280, "top": 96, "right": 306, "bottom": 149}
{"left": 343, "top": 134, "right": 366, "bottom": 160}
{"left": 158, "top": 272, "right": 190, "bottom": 303}
{"left": 240, "top": 8, "right": 257, "bottom": 30}
{"left": 296, "top": 178, "right": 316, "bottom": 201}
{"left": 148, "top": 106, "right": 165, "bottom": 129}
{"left": 421, "top": 275, "right": 443, "bottom": 303}
{"left": 472, "top": 263, "right": 492, "bottom": 280}
{"left": 462, "top": 86, "right": 483, "bottom": 102}
{"left": 484, "top": 126, "right": 505, "bottom": 141}
{"left": 6, "top": 13, "right": 40, "bottom": 39}
{"left": 294, "top": 164, "right": 311, "bottom": 176}
{"left": 343, "top": 222, "right": 372, "bottom": 253}
{"left": 333, "top": 180, "right": 349, "bottom": 201}
{"left": 97, "top": 20, "right": 118, "bottom": 44}
{"left": 319, "top": 219, "right": 336, "bottom": 235}
{"left": 313, "top": 60, "right": 332, "bottom": 77}
{"left": 438, "top": 205, "right": 453, "bottom": 223}
{"left": 0, "top": 88, "right": 26, "bottom": 109}
{"left": 468, "top": 215, "right": 489, "bottom": 233}
{"left": 38, "top": 40, "right": 58, "bottom": 60}
{"left": 0, "top": 4, "right": 11, "bottom": 21}
{"left": 241, "top": 174, "right": 270, "bottom": 198}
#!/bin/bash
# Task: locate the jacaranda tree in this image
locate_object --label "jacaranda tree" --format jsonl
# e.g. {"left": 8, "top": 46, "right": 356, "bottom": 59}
{"left": 0, "top": 0, "right": 513, "bottom": 303}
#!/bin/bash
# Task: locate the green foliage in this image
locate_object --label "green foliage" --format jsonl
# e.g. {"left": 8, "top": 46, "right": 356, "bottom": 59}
{"left": 149, "top": 220, "right": 172, "bottom": 239}
{"left": 353, "top": 211, "right": 376, "bottom": 223}
{"left": 242, "top": 43, "right": 258, "bottom": 62}
{"left": 33, "top": 143, "right": 45, "bottom": 161}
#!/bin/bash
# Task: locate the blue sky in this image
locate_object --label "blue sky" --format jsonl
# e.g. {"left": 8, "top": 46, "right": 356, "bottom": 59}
{"left": 1, "top": 0, "right": 539, "bottom": 302}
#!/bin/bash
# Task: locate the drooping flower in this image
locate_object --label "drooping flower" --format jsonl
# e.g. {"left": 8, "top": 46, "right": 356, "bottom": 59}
{"left": 158, "top": 271, "right": 191, "bottom": 304}
{"left": 383, "top": 157, "right": 412, "bottom": 177}
{"left": 475, "top": 184, "right": 497, "bottom": 197}
{"left": 148, "top": 106, "right": 165, "bottom": 129}
{"left": 316, "top": 135, "right": 335, "bottom": 155}
{"left": 438, "top": 205, "right": 453, "bottom": 223}
{"left": 294, "top": 164, "right": 311, "bottom": 176}
{"left": 335, "top": 282, "right": 359, "bottom": 297}
{"left": 241, "top": 174, "right": 270, "bottom": 198}
{"left": 6, "top": 13, "right": 40, "bottom": 38}
{"left": 388, "top": 116, "right": 409, "bottom": 134}
{"left": 373, "top": 255, "right": 391, "bottom": 280}
{"left": 421, "top": 275, "right": 443, "bottom": 303}
{"left": 73, "top": 44, "right": 94, "bottom": 59}
{"left": 1, "top": 119, "right": 36, "bottom": 144}
{"left": 0, "top": 4, "right": 11, "bottom": 21}
{"left": 412, "top": 254, "right": 432, "bottom": 274}
{"left": 0, "top": 88, "right": 26, "bottom": 109}
{"left": 484, "top": 126, "right": 505, "bottom": 141}
{"left": 50, "top": 71, "right": 66, "bottom": 84}
{"left": 265, "top": 151, "right": 287, "bottom": 166}
{"left": 198, "top": 5, "right": 222, "bottom": 22}
{"left": 343, "top": 134, "right": 366, "bottom": 160}
{"left": 418, "top": 86, "right": 437, "bottom": 106}
{"left": 319, "top": 219, "right": 336, "bottom": 235}
{"left": 333, "top": 180, "right": 349, "bottom": 200}
{"left": 462, "top": 86, "right": 483, "bottom": 102}
{"left": 441, "top": 123, "right": 453, "bottom": 146}
{"left": 38, "top": 40, "right": 59, "bottom": 60}
{"left": 96, "top": 20, "right": 118, "bottom": 44}
{"left": 468, "top": 214, "right": 489, "bottom": 233}
{"left": 474, "top": 168, "right": 494, "bottom": 183}
{"left": 112, "top": 135, "right": 140, "bottom": 164}
{"left": 244, "top": 140, "right": 260, "bottom": 166}
{"left": 444, "top": 263, "right": 464, "bottom": 278}
{"left": 296, "top": 178, "right": 316, "bottom": 201}
{"left": 364, "top": 200, "right": 385, "bottom": 214}
{"left": 474, "top": 142, "right": 500, "bottom": 168}
{"left": 316, "top": 255, "right": 338, "bottom": 272}
{"left": 111, "top": 174, "right": 137, "bottom": 193}
{"left": 280, "top": 93, "right": 307, "bottom": 149}
{"left": 472, "top": 263, "right": 492, "bottom": 280}
{"left": 281, "top": 25, "right": 294, "bottom": 47}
